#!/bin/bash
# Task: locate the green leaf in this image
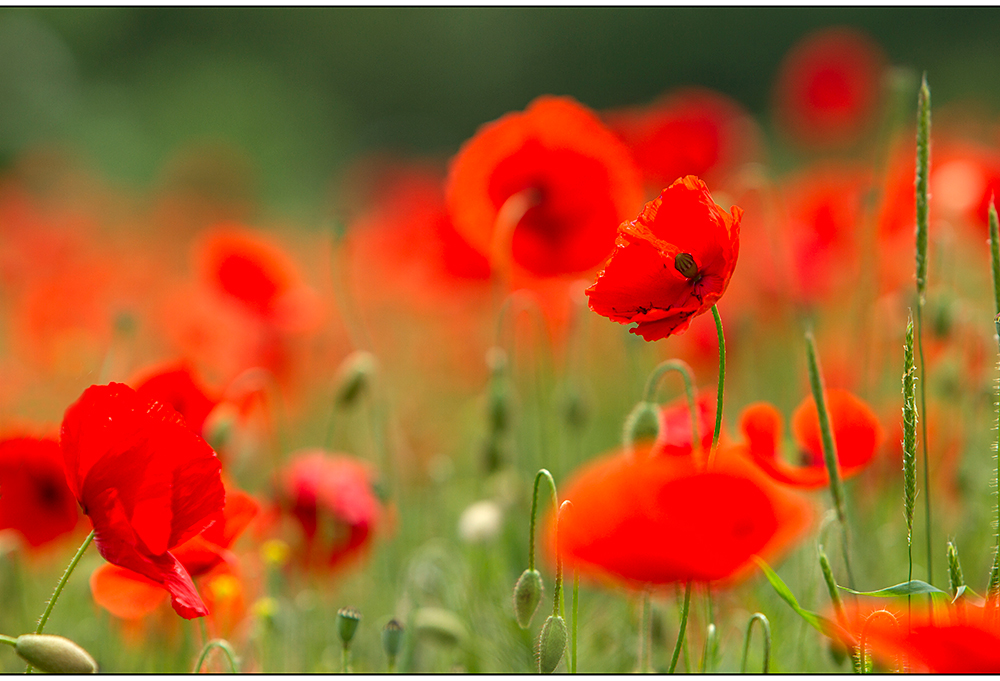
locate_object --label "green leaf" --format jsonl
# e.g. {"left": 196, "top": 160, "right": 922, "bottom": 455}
{"left": 953, "top": 584, "right": 986, "bottom": 607}
{"left": 753, "top": 557, "right": 848, "bottom": 641}
{"left": 839, "top": 580, "right": 946, "bottom": 597}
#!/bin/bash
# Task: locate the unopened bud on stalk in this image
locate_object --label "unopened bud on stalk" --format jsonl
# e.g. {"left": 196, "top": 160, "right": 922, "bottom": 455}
{"left": 623, "top": 401, "right": 660, "bottom": 449}
{"left": 337, "top": 607, "right": 362, "bottom": 646}
{"left": 382, "top": 619, "right": 404, "bottom": 662}
{"left": 512, "top": 568, "right": 544, "bottom": 629}
{"left": 333, "top": 351, "right": 377, "bottom": 408}
{"left": 537, "top": 615, "right": 567, "bottom": 673}
{"left": 15, "top": 634, "right": 97, "bottom": 674}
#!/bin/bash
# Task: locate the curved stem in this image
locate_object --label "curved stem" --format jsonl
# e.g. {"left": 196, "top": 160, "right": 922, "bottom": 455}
{"left": 859, "top": 610, "right": 899, "bottom": 673}
{"left": 667, "top": 580, "right": 692, "bottom": 673}
{"left": 707, "top": 305, "right": 726, "bottom": 468}
{"left": 740, "top": 613, "right": 771, "bottom": 674}
{"left": 528, "top": 469, "right": 558, "bottom": 571}
{"left": 193, "top": 638, "right": 238, "bottom": 673}
{"left": 642, "top": 359, "right": 701, "bottom": 462}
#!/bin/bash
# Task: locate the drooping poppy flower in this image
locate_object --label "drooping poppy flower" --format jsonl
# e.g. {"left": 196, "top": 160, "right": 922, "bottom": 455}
{"left": 90, "top": 484, "right": 258, "bottom": 627}
{"left": 838, "top": 602, "right": 1000, "bottom": 673}
{"left": 275, "top": 450, "right": 385, "bottom": 570}
{"left": 604, "top": 87, "right": 763, "bottom": 190}
{"left": 132, "top": 362, "right": 220, "bottom": 438}
{"left": 772, "top": 27, "right": 887, "bottom": 148}
{"left": 740, "top": 389, "right": 882, "bottom": 489}
{"left": 446, "top": 95, "right": 644, "bottom": 278}
{"left": 0, "top": 436, "right": 79, "bottom": 548}
{"left": 553, "top": 444, "right": 812, "bottom": 587}
{"left": 61, "top": 382, "right": 225, "bottom": 619}
{"left": 586, "top": 176, "right": 742, "bottom": 341}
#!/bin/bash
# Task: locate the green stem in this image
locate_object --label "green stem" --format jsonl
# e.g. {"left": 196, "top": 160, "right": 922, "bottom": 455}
{"left": 571, "top": 572, "right": 579, "bottom": 674}
{"left": 740, "top": 613, "right": 771, "bottom": 674}
{"left": 0, "top": 635, "right": 16, "bottom": 647}
{"left": 642, "top": 359, "right": 701, "bottom": 458}
{"left": 859, "top": 610, "right": 899, "bottom": 673}
{"left": 667, "top": 581, "right": 692, "bottom": 673}
{"left": 707, "top": 305, "right": 726, "bottom": 468}
{"left": 342, "top": 645, "right": 351, "bottom": 674}
{"left": 528, "top": 469, "right": 558, "bottom": 571}
{"left": 35, "top": 531, "right": 94, "bottom": 636}
{"left": 805, "top": 332, "right": 855, "bottom": 589}
{"left": 193, "top": 638, "right": 238, "bottom": 673}
{"left": 640, "top": 590, "right": 652, "bottom": 673}
{"left": 553, "top": 500, "right": 571, "bottom": 618}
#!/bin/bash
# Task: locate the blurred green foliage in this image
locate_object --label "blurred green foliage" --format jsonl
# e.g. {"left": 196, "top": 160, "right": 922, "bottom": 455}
{"left": 2, "top": 7, "right": 1000, "bottom": 218}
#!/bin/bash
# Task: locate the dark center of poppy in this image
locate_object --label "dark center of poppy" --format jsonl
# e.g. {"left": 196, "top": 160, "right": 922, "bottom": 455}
{"left": 36, "top": 478, "right": 62, "bottom": 506}
{"left": 674, "top": 252, "right": 699, "bottom": 279}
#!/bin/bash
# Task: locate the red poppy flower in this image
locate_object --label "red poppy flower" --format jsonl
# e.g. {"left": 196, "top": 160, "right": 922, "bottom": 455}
{"left": 446, "top": 95, "right": 644, "bottom": 277}
{"left": 0, "top": 436, "right": 79, "bottom": 548}
{"left": 654, "top": 390, "right": 720, "bottom": 458}
{"left": 772, "top": 27, "right": 886, "bottom": 147}
{"left": 90, "top": 485, "right": 258, "bottom": 622}
{"left": 586, "top": 176, "right": 742, "bottom": 341}
{"left": 61, "top": 382, "right": 225, "bottom": 619}
{"left": 740, "top": 389, "right": 882, "bottom": 489}
{"left": 604, "top": 87, "right": 762, "bottom": 189}
{"left": 553, "top": 444, "right": 812, "bottom": 587}
{"left": 132, "top": 362, "right": 219, "bottom": 438}
{"left": 276, "top": 450, "right": 385, "bottom": 570}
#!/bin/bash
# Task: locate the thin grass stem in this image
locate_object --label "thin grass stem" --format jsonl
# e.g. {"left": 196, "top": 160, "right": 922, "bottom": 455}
{"left": 667, "top": 581, "right": 692, "bottom": 673}
{"left": 740, "top": 613, "right": 771, "bottom": 674}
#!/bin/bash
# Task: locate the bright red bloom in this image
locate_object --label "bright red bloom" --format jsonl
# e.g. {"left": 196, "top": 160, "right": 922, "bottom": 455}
{"left": 553, "top": 445, "right": 812, "bottom": 587}
{"left": 740, "top": 389, "right": 882, "bottom": 489}
{"left": 654, "top": 390, "right": 721, "bottom": 457}
{"left": 277, "top": 450, "right": 385, "bottom": 570}
{"left": 61, "top": 382, "right": 225, "bottom": 619}
{"left": 90, "top": 485, "right": 258, "bottom": 622}
{"left": 132, "top": 362, "right": 220, "bottom": 437}
{"left": 0, "top": 436, "right": 79, "bottom": 548}
{"left": 446, "top": 95, "right": 643, "bottom": 277}
{"left": 605, "top": 87, "right": 762, "bottom": 189}
{"left": 586, "top": 176, "right": 742, "bottom": 341}
{"left": 772, "top": 27, "right": 886, "bottom": 147}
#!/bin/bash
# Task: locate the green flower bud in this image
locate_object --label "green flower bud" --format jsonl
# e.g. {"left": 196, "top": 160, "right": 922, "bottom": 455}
{"left": 337, "top": 607, "right": 362, "bottom": 646}
{"left": 382, "top": 619, "right": 404, "bottom": 661}
{"left": 623, "top": 400, "right": 660, "bottom": 448}
{"left": 537, "top": 615, "right": 567, "bottom": 674}
{"left": 333, "top": 351, "right": 377, "bottom": 408}
{"left": 512, "top": 568, "right": 544, "bottom": 629}
{"left": 15, "top": 634, "right": 97, "bottom": 674}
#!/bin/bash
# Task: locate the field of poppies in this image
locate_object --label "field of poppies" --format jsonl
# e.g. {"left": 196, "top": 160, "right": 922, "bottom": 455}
{"left": 3, "top": 10, "right": 1000, "bottom": 674}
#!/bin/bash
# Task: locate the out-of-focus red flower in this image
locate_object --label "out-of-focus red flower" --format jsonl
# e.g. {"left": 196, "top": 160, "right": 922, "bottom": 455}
{"left": 132, "top": 362, "right": 220, "bottom": 438}
{"left": 90, "top": 485, "right": 258, "bottom": 629}
{"left": 654, "top": 390, "right": 721, "bottom": 457}
{"left": 553, "top": 444, "right": 812, "bottom": 587}
{"left": 195, "top": 223, "right": 324, "bottom": 333}
{"left": 62, "top": 382, "right": 225, "bottom": 619}
{"left": 604, "top": 87, "right": 762, "bottom": 190}
{"left": 0, "top": 436, "right": 79, "bottom": 548}
{"left": 772, "top": 27, "right": 887, "bottom": 147}
{"left": 587, "top": 176, "right": 742, "bottom": 341}
{"left": 276, "top": 450, "right": 385, "bottom": 570}
{"left": 446, "top": 95, "right": 644, "bottom": 278}
{"left": 839, "top": 602, "right": 1000, "bottom": 673}
{"left": 740, "top": 389, "right": 882, "bottom": 489}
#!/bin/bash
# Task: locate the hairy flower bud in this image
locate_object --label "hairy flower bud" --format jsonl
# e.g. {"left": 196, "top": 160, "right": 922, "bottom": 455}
{"left": 537, "top": 615, "right": 567, "bottom": 673}
{"left": 513, "top": 568, "right": 544, "bottom": 629}
{"left": 15, "top": 634, "right": 97, "bottom": 674}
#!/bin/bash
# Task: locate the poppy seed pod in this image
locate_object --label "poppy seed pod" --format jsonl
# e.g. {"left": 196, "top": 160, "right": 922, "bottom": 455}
{"left": 337, "top": 607, "right": 362, "bottom": 645}
{"left": 15, "top": 635, "right": 97, "bottom": 674}
{"left": 512, "top": 568, "right": 544, "bottom": 629}
{"left": 381, "top": 619, "right": 404, "bottom": 661}
{"left": 537, "top": 615, "right": 567, "bottom": 673}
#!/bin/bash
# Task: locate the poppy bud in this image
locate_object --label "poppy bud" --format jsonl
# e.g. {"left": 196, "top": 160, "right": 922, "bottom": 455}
{"left": 512, "top": 568, "right": 544, "bottom": 629}
{"left": 413, "top": 607, "right": 467, "bottom": 647}
{"left": 623, "top": 401, "right": 661, "bottom": 448}
{"left": 337, "top": 607, "right": 362, "bottom": 645}
{"left": 382, "top": 618, "right": 404, "bottom": 658}
{"left": 15, "top": 634, "right": 97, "bottom": 674}
{"left": 333, "top": 351, "right": 377, "bottom": 408}
{"left": 537, "top": 615, "right": 567, "bottom": 673}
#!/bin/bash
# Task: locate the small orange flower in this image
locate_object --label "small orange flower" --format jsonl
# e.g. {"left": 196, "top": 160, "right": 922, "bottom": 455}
{"left": 446, "top": 95, "right": 643, "bottom": 277}
{"left": 586, "top": 176, "right": 742, "bottom": 341}
{"left": 740, "top": 389, "right": 882, "bottom": 489}
{"left": 553, "top": 444, "right": 811, "bottom": 587}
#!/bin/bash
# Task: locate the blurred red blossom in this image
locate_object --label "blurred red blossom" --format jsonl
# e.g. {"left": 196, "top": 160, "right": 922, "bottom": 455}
{"left": 740, "top": 389, "right": 882, "bottom": 489}
{"left": 61, "top": 382, "right": 225, "bottom": 619}
{"left": 132, "top": 362, "right": 220, "bottom": 438}
{"left": 772, "top": 27, "right": 887, "bottom": 147}
{"left": 587, "top": 176, "right": 742, "bottom": 341}
{"left": 0, "top": 436, "right": 80, "bottom": 548}
{"left": 654, "top": 390, "right": 722, "bottom": 458}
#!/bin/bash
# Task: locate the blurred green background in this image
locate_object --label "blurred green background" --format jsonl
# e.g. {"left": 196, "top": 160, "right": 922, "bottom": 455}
{"left": 2, "top": 7, "right": 999, "bottom": 218}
